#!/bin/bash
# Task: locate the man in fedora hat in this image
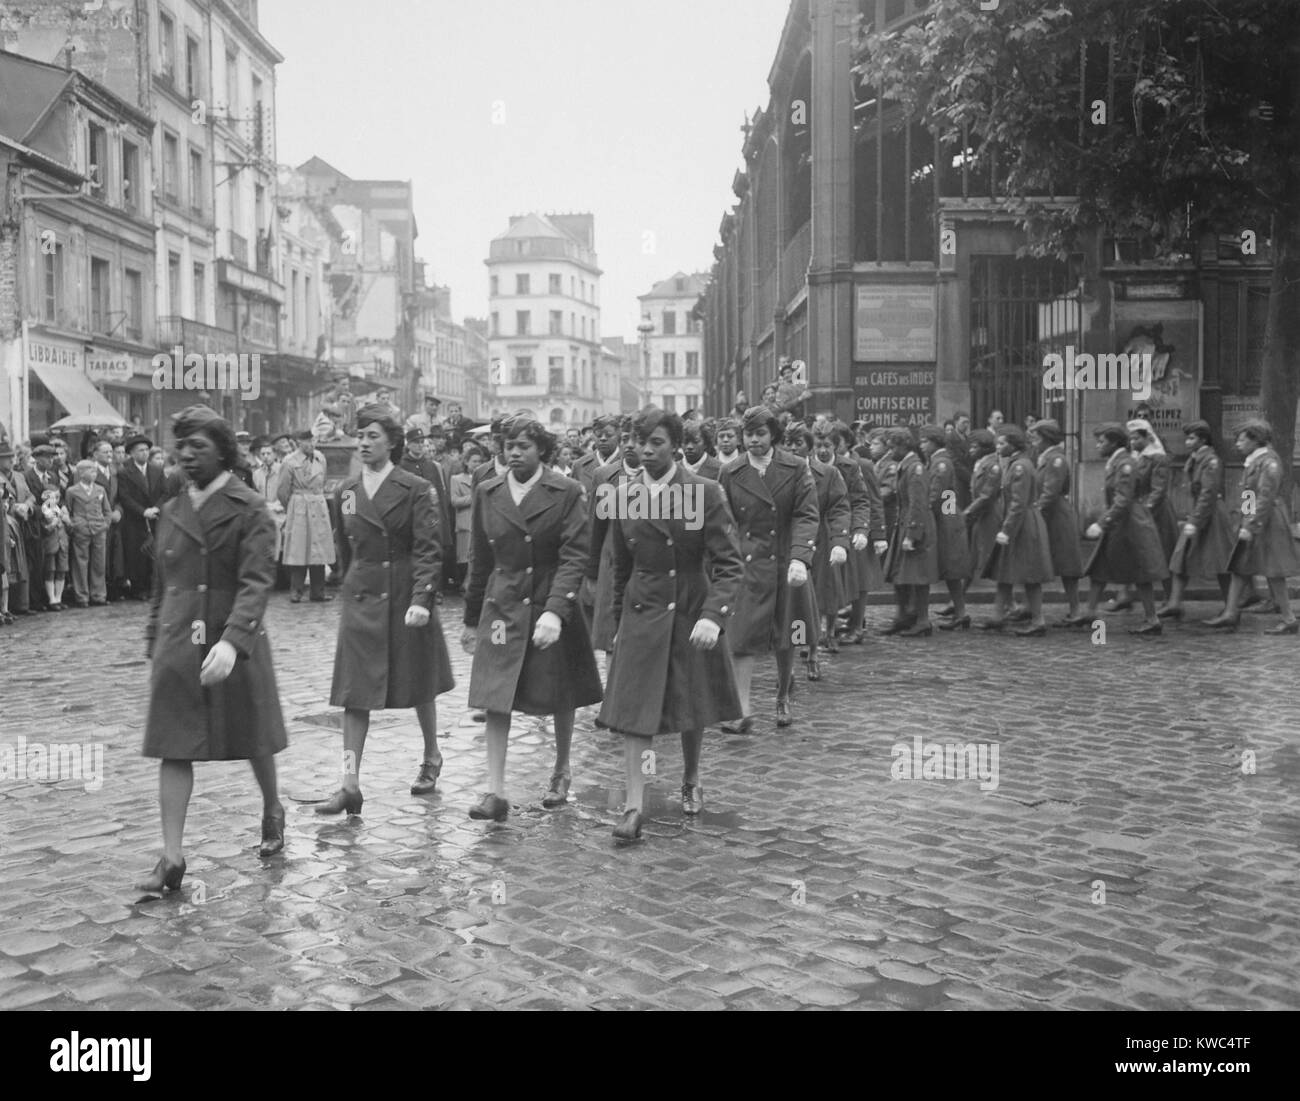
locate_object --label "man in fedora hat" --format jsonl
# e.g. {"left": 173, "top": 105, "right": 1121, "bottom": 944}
{"left": 118, "top": 433, "right": 167, "bottom": 600}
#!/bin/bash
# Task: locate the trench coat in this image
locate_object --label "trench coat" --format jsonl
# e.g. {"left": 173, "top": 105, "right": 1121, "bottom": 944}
{"left": 1170, "top": 445, "right": 1234, "bottom": 579}
{"left": 1227, "top": 447, "right": 1300, "bottom": 579}
{"left": 1084, "top": 449, "right": 1171, "bottom": 585}
{"left": 143, "top": 476, "right": 287, "bottom": 761}
{"left": 1135, "top": 450, "right": 1179, "bottom": 561}
{"left": 585, "top": 459, "right": 642, "bottom": 651}
{"left": 966, "top": 452, "right": 1004, "bottom": 575}
{"left": 928, "top": 449, "right": 971, "bottom": 582}
{"left": 835, "top": 453, "right": 885, "bottom": 597}
{"left": 1034, "top": 445, "right": 1084, "bottom": 579}
{"left": 982, "top": 451, "right": 1055, "bottom": 585}
{"left": 883, "top": 451, "right": 939, "bottom": 586}
{"left": 277, "top": 450, "right": 336, "bottom": 567}
{"left": 599, "top": 466, "right": 743, "bottom": 735}
{"left": 449, "top": 471, "right": 474, "bottom": 562}
{"left": 329, "top": 466, "right": 455, "bottom": 710}
{"left": 807, "top": 456, "right": 851, "bottom": 618}
{"left": 718, "top": 450, "right": 819, "bottom": 655}
{"left": 464, "top": 467, "right": 602, "bottom": 716}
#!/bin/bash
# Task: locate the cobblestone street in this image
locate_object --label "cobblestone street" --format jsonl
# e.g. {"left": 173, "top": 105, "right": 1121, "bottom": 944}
{"left": 2, "top": 592, "right": 1298, "bottom": 1011}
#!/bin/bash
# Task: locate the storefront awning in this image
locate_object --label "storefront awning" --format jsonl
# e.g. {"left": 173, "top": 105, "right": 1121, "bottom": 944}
{"left": 30, "top": 361, "right": 128, "bottom": 427}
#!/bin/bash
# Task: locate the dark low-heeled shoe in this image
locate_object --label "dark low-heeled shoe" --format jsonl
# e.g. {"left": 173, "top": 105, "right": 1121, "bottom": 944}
{"left": 1014, "top": 624, "right": 1047, "bottom": 638}
{"left": 1128, "top": 622, "right": 1163, "bottom": 636}
{"left": 976, "top": 619, "right": 1006, "bottom": 632}
{"left": 1106, "top": 598, "right": 1134, "bottom": 613}
{"left": 315, "top": 788, "right": 363, "bottom": 816}
{"left": 542, "top": 773, "right": 572, "bottom": 808}
{"left": 681, "top": 784, "right": 704, "bottom": 816}
{"left": 806, "top": 657, "right": 821, "bottom": 682}
{"left": 720, "top": 716, "right": 753, "bottom": 735}
{"left": 1059, "top": 614, "right": 1093, "bottom": 628}
{"left": 899, "top": 621, "right": 933, "bottom": 638}
{"left": 135, "top": 856, "right": 186, "bottom": 894}
{"left": 259, "top": 808, "right": 285, "bottom": 857}
{"left": 613, "top": 809, "right": 643, "bottom": 843}
{"left": 1200, "top": 614, "right": 1240, "bottom": 630}
{"left": 938, "top": 615, "right": 971, "bottom": 631}
{"left": 1155, "top": 605, "right": 1184, "bottom": 620}
{"left": 1265, "top": 620, "right": 1300, "bottom": 636}
{"left": 410, "top": 759, "right": 442, "bottom": 796}
{"left": 776, "top": 698, "right": 793, "bottom": 728}
{"left": 1006, "top": 608, "right": 1032, "bottom": 623}
{"left": 877, "top": 618, "right": 916, "bottom": 636}
{"left": 824, "top": 636, "right": 840, "bottom": 654}
{"left": 468, "top": 793, "right": 509, "bottom": 822}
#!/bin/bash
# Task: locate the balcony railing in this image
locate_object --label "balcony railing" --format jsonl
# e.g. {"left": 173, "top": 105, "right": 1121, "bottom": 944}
{"left": 157, "top": 316, "right": 239, "bottom": 355}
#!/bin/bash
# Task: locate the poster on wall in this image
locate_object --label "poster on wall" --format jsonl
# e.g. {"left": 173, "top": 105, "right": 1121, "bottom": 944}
{"left": 1112, "top": 300, "right": 1201, "bottom": 456}
{"left": 855, "top": 286, "right": 937, "bottom": 362}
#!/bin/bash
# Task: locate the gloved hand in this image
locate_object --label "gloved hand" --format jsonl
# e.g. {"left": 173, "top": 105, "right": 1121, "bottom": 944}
{"left": 787, "top": 560, "right": 808, "bottom": 587}
{"left": 995, "top": 531, "right": 1010, "bottom": 546}
{"left": 405, "top": 606, "right": 430, "bottom": 628}
{"left": 199, "top": 640, "right": 237, "bottom": 687}
{"left": 1085, "top": 523, "right": 1103, "bottom": 540}
{"left": 1182, "top": 523, "right": 1197, "bottom": 538}
{"left": 902, "top": 537, "right": 915, "bottom": 552}
{"left": 830, "top": 546, "right": 847, "bottom": 566}
{"left": 851, "top": 533, "right": 868, "bottom": 553}
{"left": 873, "top": 540, "right": 889, "bottom": 556}
{"left": 689, "top": 619, "right": 721, "bottom": 651}
{"left": 532, "top": 610, "right": 563, "bottom": 650}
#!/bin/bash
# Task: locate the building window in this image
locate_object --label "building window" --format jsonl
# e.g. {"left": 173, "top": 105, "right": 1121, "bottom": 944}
{"left": 185, "top": 35, "right": 202, "bottom": 101}
{"left": 686, "top": 352, "right": 700, "bottom": 376}
{"left": 549, "top": 310, "right": 563, "bottom": 335}
{"left": 581, "top": 316, "right": 587, "bottom": 340}
{"left": 158, "top": 10, "right": 176, "bottom": 82}
{"left": 516, "top": 274, "right": 530, "bottom": 296}
{"left": 225, "top": 49, "right": 238, "bottom": 115}
{"left": 513, "top": 356, "right": 535, "bottom": 386}
{"left": 168, "top": 252, "right": 182, "bottom": 316}
{"left": 87, "top": 123, "right": 107, "bottom": 200}
{"left": 662, "top": 393, "right": 676, "bottom": 413}
{"left": 290, "top": 270, "right": 301, "bottom": 340}
{"left": 490, "top": 312, "right": 499, "bottom": 336}
{"left": 663, "top": 352, "right": 676, "bottom": 376}
{"left": 121, "top": 139, "right": 139, "bottom": 213}
{"left": 549, "top": 357, "right": 565, "bottom": 393}
{"left": 90, "top": 257, "right": 110, "bottom": 334}
{"left": 549, "top": 273, "right": 562, "bottom": 295}
{"left": 662, "top": 310, "right": 677, "bottom": 335}
{"left": 516, "top": 310, "right": 531, "bottom": 336}
{"left": 42, "top": 242, "right": 63, "bottom": 324}
{"left": 189, "top": 148, "right": 204, "bottom": 214}
{"left": 162, "top": 132, "right": 179, "bottom": 202}
{"left": 124, "top": 269, "right": 143, "bottom": 341}
{"left": 490, "top": 275, "right": 498, "bottom": 296}
{"left": 252, "top": 76, "right": 265, "bottom": 154}
{"left": 193, "top": 263, "right": 206, "bottom": 322}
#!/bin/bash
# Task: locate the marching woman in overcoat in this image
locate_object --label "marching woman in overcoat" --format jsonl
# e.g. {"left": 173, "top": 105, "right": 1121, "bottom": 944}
{"left": 317, "top": 405, "right": 455, "bottom": 815}
{"left": 880, "top": 428, "right": 939, "bottom": 637}
{"left": 718, "top": 405, "right": 819, "bottom": 730}
{"left": 1028, "top": 419, "right": 1085, "bottom": 625}
{"left": 276, "top": 429, "right": 336, "bottom": 603}
{"left": 830, "top": 422, "right": 887, "bottom": 644}
{"left": 1074, "top": 423, "right": 1169, "bottom": 635}
{"left": 136, "top": 406, "right": 288, "bottom": 894}
{"left": 461, "top": 417, "right": 602, "bottom": 822}
{"left": 1158, "top": 420, "right": 1234, "bottom": 620}
{"left": 1115, "top": 419, "right": 1177, "bottom": 606}
{"left": 954, "top": 429, "right": 1002, "bottom": 631}
{"left": 584, "top": 416, "right": 644, "bottom": 657}
{"left": 977, "top": 425, "right": 1055, "bottom": 636}
{"left": 786, "top": 424, "right": 850, "bottom": 681}
{"left": 1203, "top": 419, "right": 1300, "bottom": 633}
{"left": 600, "top": 407, "right": 744, "bottom": 842}
{"left": 919, "top": 424, "right": 971, "bottom": 630}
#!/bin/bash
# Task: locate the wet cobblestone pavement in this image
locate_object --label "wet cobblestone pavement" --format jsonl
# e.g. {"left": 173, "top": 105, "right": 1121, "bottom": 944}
{"left": 1, "top": 593, "right": 1298, "bottom": 1010}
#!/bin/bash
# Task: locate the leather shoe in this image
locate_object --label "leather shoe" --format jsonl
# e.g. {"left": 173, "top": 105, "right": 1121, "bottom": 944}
{"left": 612, "top": 809, "right": 643, "bottom": 843}
{"left": 315, "top": 788, "right": 363, "bottom": 816}
{"left": 899, "top": 621, "right": 933, "bottom": 638}
{"left": 1247, "top": 600, "right": 1279, "bottom": 615}
{"left": 806, "top": 656, "right": 821, "bottom": 681}
{"left": 1265, "top": 620, "right": 1300, "bottom": 636}
{"left": 471, "top": 711, "right": 487, "bottom": 723}
{"left": 1059, "top": 614, "right": 1093, "bottom": 628}
{"left": 1128, "top": 622, "right": 1163, "bottom": 636}
{"left": 468, "top": 793, "right": 509, "bottom": 822}
{"left": 542, "top": 773, "right": 571, "bottom": 808}
{"left": 1155, "top": 605, "right": 1184, "bottom": 620}
{"left": 776, "top": 697, "right": 793, "bottom": 727}
{"left": 1014, "top": 624, "right": 1047, "bottom": 638}
{"left": 258, "top": 808, "right": 285, "bottom": 857}
{"left": 681, "top": 784, "right": 704, "bottom": 816}
{"left": 135, "top": 856, "right": 186, "bottom": 894}
{"left": 290, "top": 592, "right": 303, "bottom": 604}
{"left": 877, "top": 617, "right": 917, "bottom": 636}
{"left": 1105, "top": 598, "right": 1134, "bottom": 612}
{"left": 935, "top": 604, "right": 956, "bottom": 618}
{"left": 976, "top": 619, "right": 1006, "bottom": 631}
{"left": 1200, "top": 614, "right": 1240, "bottom": 630}
{"left": 720, "top": 716, "right": 753, "bottom": 735}
{"left": 938, "top": 615, "right": 971, "bottom": 631}
{"left": 1006, "top": 607, "right": 1032, "bottom": 623}
{"left": 309, "top": 594, "right": 335, "bottom": 603}
{"left": 410, "top": 759, "right": 442, "bottom": 796}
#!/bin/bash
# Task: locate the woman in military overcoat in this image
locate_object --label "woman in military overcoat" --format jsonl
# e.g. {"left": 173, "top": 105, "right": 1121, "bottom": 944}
{"left": 137, "top": 407, "right": 288, "bottom": 895}
{"left": 919, "top": 425, "right": 971, "bottom": 630}
{"left": 832, "top": 423, "right": 886, "bottom": 644}
{"left": 1159, "top": 420, "right": 1234, "bottom": 620}
{"left": 718, "top": 405, "right": 819, "bottom": 730}
{"left": 1028, "top": 419, "right": 1084, "bottom": 625}
{"left": 461, "top": 417, "right": 601, "bottom": 823}
{"left": 584, "top": 417, "right": 643, "bottom": 654}
{"left": 881, "top": 428, "right": 939, "bottom": 637}
{"left": 317, "top": 405, "right": 455, "bottom": 817}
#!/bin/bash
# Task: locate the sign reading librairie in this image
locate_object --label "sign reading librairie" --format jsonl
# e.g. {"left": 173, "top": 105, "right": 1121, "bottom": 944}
{"left": 855, "top": 285, "right": 937, "bottom": 362}
{"left": 852, "top": 365, "right": 936, "bottom": 426}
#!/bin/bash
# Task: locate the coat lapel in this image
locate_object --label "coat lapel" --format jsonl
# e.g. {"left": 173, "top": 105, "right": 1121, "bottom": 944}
{"left": 372, "top": 470, "right": 409, "bottom": 524}
{"left": 519, "top": 469, "right": 566, "bottom": 526}
{"left": 488, "top": 477, "right": 530, "bottom": 534}
{"left": 737, "top": 456, "right": 775, "bottom": 506}
{"left": 167, "top": 489, "right": 206, "bottom": 548}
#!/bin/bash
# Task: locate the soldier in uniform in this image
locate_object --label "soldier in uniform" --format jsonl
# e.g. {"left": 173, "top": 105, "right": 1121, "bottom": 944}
{"left": 681, "top": 420, "right": 723, "bottom": 480}
{"left": 1029, "top": 419, "right": 1084, "bottom": 626}
{"left": 880, "top": 428, "right": 939, "bottom": 637}
{"left": 1159, "top": 420, "right": 1234, "bottom": 621}
{"left": 829, "top": 423, "right": 886, "bottom": 644}
{"left": 920, "top": 424, "right": 971, "bottom": 631}
{"left": 571, "top": 414, "right": 620, "bottom": 498}
{"left": 584, "top": 416, "right": 645, "bottom": 659}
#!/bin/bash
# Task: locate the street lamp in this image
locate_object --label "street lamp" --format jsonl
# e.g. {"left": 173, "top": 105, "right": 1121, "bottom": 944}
{"left": 637, "top": 316, "right": 654, "bottom": 407}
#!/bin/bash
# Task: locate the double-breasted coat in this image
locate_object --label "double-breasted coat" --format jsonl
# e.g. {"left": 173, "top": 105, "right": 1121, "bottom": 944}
{"left": 966, "top": 452, "right": 1004, "bottom": 575}
{"left": 599, "top": 466, "right": 743, "bottom": 736}
{"left": 1135, "top": 449, "right": 1179, "bottom": 561}
{"left": 118, "top": 460, "right": 166, "bottom": 594}
{"left": 718, "top": 450, "right": 819, "bottom": 655}
{"left": 808, "top": 456, "right": 852, "bottom": 619}
{"left": 883, "top": 451, "right": 939, "bottom": 586}
{"left": 877, "top": 455, "right": 900, "bottom": 537}
{"left": 402, "top": 453, "right": 454, "bottom": 569}
{"left": 330, "top": 466, "right": 454, "bottom": 710}
{"left": 928, "top": 449, "right": 971, "bottom": 582}
{"left": 685, "top": 455, "right": 723, "bottom": 481}
{"left": 1034, "top": 445, "right": 1085, "bottom": 579}
{"left": 143, "top": 477, "right": 288, "bottom": 761}
{"left": 1170, "top": 445, "right": 1234, "bottom": 579}
{"left": 1084, "top": 449, "right": 1171, "bottom": 585}
{"left": 983, "top": 451, "right": 1055, "bottom": 584}
{"left": 277, "top": 450, "right": 336, "bottom": 567}
{"left": 585, "top": 458, "right": 642, "bottom": 650}
{"left": 835, "top": 453, "right": 885, "bottom": 597}
{"left": 1227, "top": 447, "right": 1300, "bottom": 579}
{"left": 464, "top": 467, "right": 602, "bottom": 716}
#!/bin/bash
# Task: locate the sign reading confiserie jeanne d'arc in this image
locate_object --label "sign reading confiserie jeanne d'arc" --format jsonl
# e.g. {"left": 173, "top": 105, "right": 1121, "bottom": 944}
{"left": 855, "top": 285, "right": 937, "bottom": 362}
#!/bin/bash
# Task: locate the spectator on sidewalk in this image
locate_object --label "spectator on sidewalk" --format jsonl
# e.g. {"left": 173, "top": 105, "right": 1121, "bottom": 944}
{"left": 67, "top": 460, "right": 113, "bottom": 607}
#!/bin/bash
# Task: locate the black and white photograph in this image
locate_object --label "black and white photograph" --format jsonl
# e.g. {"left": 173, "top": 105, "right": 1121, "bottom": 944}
{"left": 0, "top": 0, "right": 1297, "bottom": 1052}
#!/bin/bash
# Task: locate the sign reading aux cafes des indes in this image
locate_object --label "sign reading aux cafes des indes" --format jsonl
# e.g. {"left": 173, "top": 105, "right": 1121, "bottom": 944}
{"left": 854, "top": 285, "right": 936, "bottom": 425}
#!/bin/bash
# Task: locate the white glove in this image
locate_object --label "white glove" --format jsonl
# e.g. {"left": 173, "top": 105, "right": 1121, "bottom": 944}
{"left": 1238, "top": 528, "right": 1253, "bottom": 542}
{"left": 830, "top": 546, "right": 848, "bottom": 566}
{"left": 532, "top": 610, "right": 562, "bottom": 650}
{"left": 405, "top": 605, "right": 431, "bottom": 628}
{"left": 851, "top": 533, "right": 868, "bottom": 552}
{"left": 995, "top": 531, "right": 1010, "bottom": 547}
{"left": 1085, "top": 523, "right": 1103, "bottom": 540}
{"left": 144, "top": 506, "right": 160, "bottom": 520}
{"left": 873, "top": 540, "right": 889, "bottom": 556}
{"left": 1182, "top": 523, "right": 1197, "bottom": 538}
{"left": 689, "top": 619, "right": 721, "bottom": 651}
{"left": 787, "top": 560, "right": 808, "bottom": 587}
{"left": 199, "top": 640, "right": 238, "bottom": 687}
{"left": 902, "top": 537, "right": 915, "bottom": 552}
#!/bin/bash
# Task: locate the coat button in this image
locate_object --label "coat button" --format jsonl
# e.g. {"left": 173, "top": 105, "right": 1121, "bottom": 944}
{"left": 168, "top": 586, "right": 177, "bottom": 594}
{"left": 745, "top": 555, "right": 753, "bottom": 563}
{"left": 197, "top": 584, "right": 207, "bottom": 593}
{"left": 383, "top": 561, "right": 390, "bottom": 568}
{"left": 567, "top": 592, "right": 576, "bottom": 600}
{"left": 669, "top": 570, "right": 677, "bottom": 578}
{"left": 381, "top": 593, "right": 389, "bottom": 599}
{"left": 771, "top": 555, "right": 776, "bottom": 561}
{"left": 525, "top": 535, "right": 532, "bottom": 543}
{"left": 721, "top": 606, "right": 729, "bottom": 614}
{"left": 666, "top": 539, "right": 674, "bottom": 546}
{"left": 667, "top": 602, "right": 676, "bottom": 611}
{"left": 523, "top": 598, "right": 531, "bottom": 606}
{"left": 526, "top": 567, "right": 533, "bottom": 575}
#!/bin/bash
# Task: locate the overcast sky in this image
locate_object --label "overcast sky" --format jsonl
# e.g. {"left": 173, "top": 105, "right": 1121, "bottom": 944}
{"left": 260, "top": 0, "right": 792, "bottom": 338}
